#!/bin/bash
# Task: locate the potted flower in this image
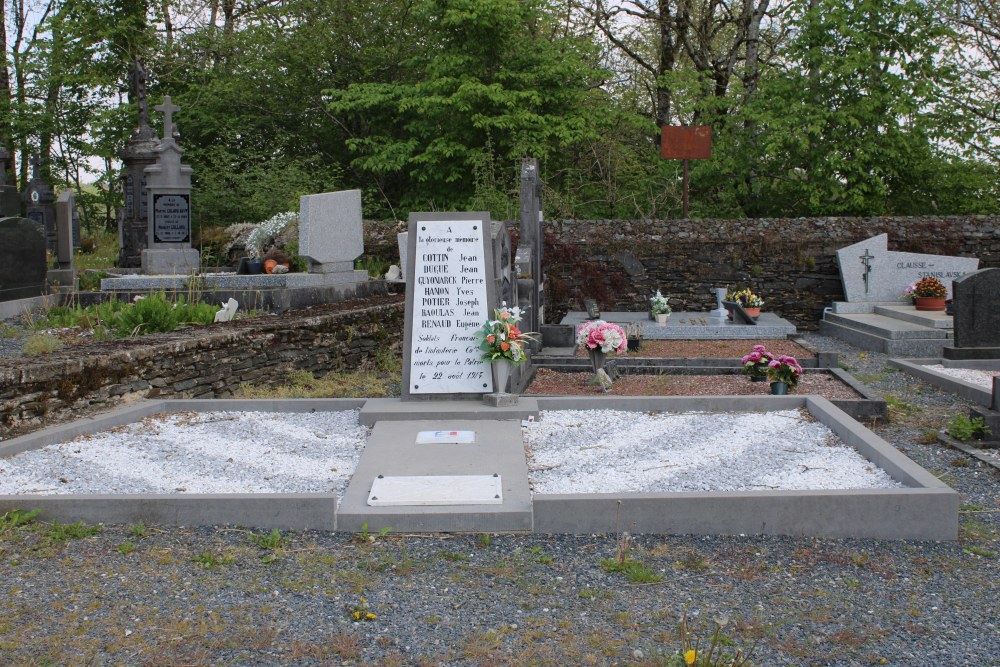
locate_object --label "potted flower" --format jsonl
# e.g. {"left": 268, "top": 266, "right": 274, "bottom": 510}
{"left": 576, "top": 320, "right": 628, "bottom": 373}
{"left": 726, "top": 288, "right": 764, "bottom": 319}
{"left": 766, "top": 354, "right": 803, "bottom": 395}
{"left": 475, "top": 302, "right": 535, "bottom": 393}
{"left": 911, "top": 276, "right": 948, "bottom": 311}
{"left": 741, "top": 344, "right": 774, "bottom": 382}
{"left": 650, "top": 290, "right": 672, "bottom": 324}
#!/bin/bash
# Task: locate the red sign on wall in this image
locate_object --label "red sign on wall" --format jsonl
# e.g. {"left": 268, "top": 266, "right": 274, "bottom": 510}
{"left": 660, "top": 126, "right": 712, "bottom": 160}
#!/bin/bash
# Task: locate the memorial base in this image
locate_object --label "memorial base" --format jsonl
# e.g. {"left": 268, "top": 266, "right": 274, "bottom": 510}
{"left": 483, "top": 392, "right": 519, "bottom": 407}
{"left": 141, "top": 248, "right": 200, "bottom": 275}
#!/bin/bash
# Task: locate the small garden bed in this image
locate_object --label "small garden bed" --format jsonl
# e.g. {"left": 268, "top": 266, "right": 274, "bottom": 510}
{"left": 526, "top": 368, "right": 861, "bottom": 399}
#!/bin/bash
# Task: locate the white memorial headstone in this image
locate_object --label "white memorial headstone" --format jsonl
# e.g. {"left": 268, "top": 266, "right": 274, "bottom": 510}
{"left": 402, "top": 212, "right": 496, "bottom": 399}
{"left": 836, "top": 233, "right": 979, "bottom": 303}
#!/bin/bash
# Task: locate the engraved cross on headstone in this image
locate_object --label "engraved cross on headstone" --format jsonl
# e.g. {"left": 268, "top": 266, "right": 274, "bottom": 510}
{"left": 859, "top": 248, "right": 874, "bottom": 294}
{"left": 154, "top": 96, "right": 180, "bottom": 141}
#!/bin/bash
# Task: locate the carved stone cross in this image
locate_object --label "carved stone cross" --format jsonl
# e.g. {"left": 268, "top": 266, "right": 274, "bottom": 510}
{"left": 154, "top": 96, "right": 180, "bottom": 141}
{"left": 29, "top": 154, "right": 43, "bottom": 180}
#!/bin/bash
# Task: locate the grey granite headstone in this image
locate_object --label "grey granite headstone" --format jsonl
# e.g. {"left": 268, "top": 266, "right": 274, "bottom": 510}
{"left": 950, "top": 268, "right": 1000, "bottom": 350}
{"left": 397, "top": 232, "right": 408, "bottom": 278}
{"left": 0, "top": 217, "right": 46, "bottom": 301}
{"left": 142, "top": 95, "right": 199, "bottom": 274}
{"left": 402, "top": 212, "right": 497, "bottom": 400}
{"left": 299, "top": 189, "right": 364, "bottom": 273}
{"left": 48, "top": 191, "right": 77, "bottom": 289}
{"left": 836, "top": 233, "right": 978, "bottom": 302}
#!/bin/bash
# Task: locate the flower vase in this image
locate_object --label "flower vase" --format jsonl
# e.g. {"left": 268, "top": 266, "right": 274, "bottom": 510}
{"left": 769, "top": 381, "right": 789, "bottom": 395}
{"left": 744, "top": 307, "right": 761, "bottom": 319}
{"left": 750, "top": 374, "right": 768, "bottom": 383}
{"left": 492, "top": 358, "right": 512, "bottom": 393}
{"left": 627, "top": 338, "right": 641, "bottom": 352}
{"left": 654, "top": 313, "right": 668, "bottom": 325}
{"left": 588, "top": 348, "right": 607, "bottom": 373}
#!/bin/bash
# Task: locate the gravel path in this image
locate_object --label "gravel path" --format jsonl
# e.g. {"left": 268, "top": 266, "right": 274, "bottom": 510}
{"left": 1, "top": 334, "right": 999, "bottom": 666}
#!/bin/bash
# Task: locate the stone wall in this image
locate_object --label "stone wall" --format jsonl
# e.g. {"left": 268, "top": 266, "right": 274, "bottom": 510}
{"left": 366, "top": 216, "right": 1000, "bottom": 328}
{"left": 0, "top": 299, "right": 405, "bottom": 439}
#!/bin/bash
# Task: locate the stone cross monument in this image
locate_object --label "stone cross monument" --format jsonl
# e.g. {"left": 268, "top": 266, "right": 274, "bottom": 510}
{"left": 141, "top": 95, "right": 198, "bottom": 274}
{"left": 118, "top": 57, "right": 159, "bottom": 268}
{"left": 515, "top": 158, "right": 544, "bottom": 349}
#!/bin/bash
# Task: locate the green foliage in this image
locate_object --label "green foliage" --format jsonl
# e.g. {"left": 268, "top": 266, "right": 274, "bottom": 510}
{"left": 0, "top": 509, "right": 41, "bottom": 533}
{"left": 46, "top": 520, "right": 101, "bottom": 542}
{"left": 249, "top": 528, "right": 290, "bottom": 551}
{"left": 947, "top": 415, "right": 992, "bottom": 442}
{"left": 599, "top": 556, "right": 664, "bottom": 584}
{"left": 191, "top": 550, "right": 236, "bottom": 569}
{"left": 111, "top": 293, "right": 216, "bottom": 337}
{"left": 355, "top": 255, "right": 389, "bottom": 278}
{"left": 127, "top": 521, "right": 147, "bottom": 538}
{"left": 116, "top": 540, "right": 136, "bottom": 555}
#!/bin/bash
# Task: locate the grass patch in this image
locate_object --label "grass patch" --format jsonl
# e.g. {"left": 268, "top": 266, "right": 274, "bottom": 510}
{"left": 884, "top": 394, "right": 915, "bottom": 423}
{"left": 239, "top": 348, "right": 401, "bottom": 399}
{"left": 0, "top": 508, "right": 41, "bottom": 533}
{"left": 599, "top": 557, "right": 663, "bottom": 583}
{"left": 191, "top": 550, "right": 236, "bottom": 569}
{"left": 22, "top": 333, "right": 64, "bottom": 355}
{"left": 46, "top": 520, "right": 101, "bottom": 542}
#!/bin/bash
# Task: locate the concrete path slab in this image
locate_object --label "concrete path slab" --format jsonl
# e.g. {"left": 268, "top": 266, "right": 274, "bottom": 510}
{"left": 337, "top": 419, "right": 532, "bottom": 533}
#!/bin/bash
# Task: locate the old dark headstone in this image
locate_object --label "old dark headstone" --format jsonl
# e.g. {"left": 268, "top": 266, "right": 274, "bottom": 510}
{"left": 0, "top": 217, "right": 47, "bottom": 301}
{"left": 944, "top": 268, "right": 1000, "bottom": 360}
{"left": 24, "top": 155, "right": 56, "bottom": 252}
{"left": 515, "top": 158, "right": 544, "bottom": 347}
{"left": 47, "top": 191, "right": 77, "bottom": 289}
{"left": 118, "top": 57, "right": 158, "bottom": 268}
{"left": 0, "top": 148, "right": 20, "bottom": 217}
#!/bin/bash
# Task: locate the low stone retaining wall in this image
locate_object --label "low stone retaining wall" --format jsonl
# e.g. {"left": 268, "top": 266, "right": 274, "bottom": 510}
{"left": 0, "top": 298, "right": 405, "bottom": 439}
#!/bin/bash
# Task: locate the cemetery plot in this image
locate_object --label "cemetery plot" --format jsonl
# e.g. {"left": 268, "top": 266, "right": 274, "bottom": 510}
{"left": 0, "top": 410, "right": 368, "bottom": 498}
{"left": 524, "top": 408, "right": 901, "bottom": 494}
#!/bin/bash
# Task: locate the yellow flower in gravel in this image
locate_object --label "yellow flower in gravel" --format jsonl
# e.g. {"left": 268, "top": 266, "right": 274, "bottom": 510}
{"left": 366, "top": 612, "right": 377, "bottom": 620}
{"left": 684, "top": 649, "right": 697, "bottom": 665}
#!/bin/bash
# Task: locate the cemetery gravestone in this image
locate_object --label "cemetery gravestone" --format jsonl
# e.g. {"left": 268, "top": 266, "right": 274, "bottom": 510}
{"left": 836, "top": 233, "right": 978, "bottom": 303}
{"left": 0, "top": 148, "right": 20, "bottom": 218}
{"left": 402, "top": 212, "right": 497, "bottom": 400}
{"left": 24, "top": 155, "right": 56, "bottom": 252}
{"left": 47, "top": 191, "right": 76, "bottom": 289}
{"left": 142, "top": 96, "right": 199, "bottom": 274}
{"left": 299, "top": 189, "right": 364, "bottom": 274}
{"left": 118, "top": 58, "right": 158, "bottom": 268}
{"left": 0, "top": 217, "right": 46, "bottom": 302}
{"left": 515, "top": 158, "right": 544, "bottom": 346}
{"left": 943, "top": 268, "right": 1000, "bottom": 360}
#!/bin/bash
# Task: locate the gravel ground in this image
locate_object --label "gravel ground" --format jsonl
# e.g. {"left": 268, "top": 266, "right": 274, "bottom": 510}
{"left": 2, "top": 334, "right": 999, "bottom": 666}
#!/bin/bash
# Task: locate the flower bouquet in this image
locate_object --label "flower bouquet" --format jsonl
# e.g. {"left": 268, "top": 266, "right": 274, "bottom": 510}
{"left": 741, "top": 344, "right": 774, "bottom": 381}
{"left": 726, "top": 287, "right": 764, "bottom": 309}
{"left": 475, "top": 303, "right": 534, "bottom": 365}
{"left": 650, "top": 290, "right": 672, "bottom": 315}
{"left": 766, "top": 354, "right": 803, "bottom": 389}
{"left": 576, "top": 320, "right": 628, "bottom": 354}
{"left": 912, "top": 276, "right": 947, "bottom": 298}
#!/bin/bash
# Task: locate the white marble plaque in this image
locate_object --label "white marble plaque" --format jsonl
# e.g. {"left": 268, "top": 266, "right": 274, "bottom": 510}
{"left": 408, "top": 220, "right": 492, "bottom": 394}
{"left": 415, "top": 430, "right": 477, "bottom": 444}
{"left": 367, "top": 475, "right": 503, "bottom": 506}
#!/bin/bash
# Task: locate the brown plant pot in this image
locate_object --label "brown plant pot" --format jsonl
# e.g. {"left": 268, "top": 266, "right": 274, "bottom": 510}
{"left": 915, "top": 296, "right": 946, "bottom": 311}
{"left": 744, "top": 307, "right": 761, "bottom": 319}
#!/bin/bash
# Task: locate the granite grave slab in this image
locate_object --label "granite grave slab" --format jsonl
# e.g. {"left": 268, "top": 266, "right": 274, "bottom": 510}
{"left": 944, "top": 268, "right": 1000, "bottom": 360}
{"left": 0, "top": 217, "right": 47, "bottom": 302}
{"left": 299, "top": 189, "right": 364, "bottom": 273}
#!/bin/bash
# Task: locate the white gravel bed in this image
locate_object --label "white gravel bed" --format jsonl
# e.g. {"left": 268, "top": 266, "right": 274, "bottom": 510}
{"left": 524, "top": 408, "right": 902, "bottom": 494}
{"left": 0, "top": 410, "right": 368, "bottom": 497}
{"left": 926, "top": 364, "right": 999, "bottom": 388}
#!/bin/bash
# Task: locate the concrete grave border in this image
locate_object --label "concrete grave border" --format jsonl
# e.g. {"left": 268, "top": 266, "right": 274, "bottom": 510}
{"left": 0, "top": 396, "right": 957, "bottom": 540}
{"left": 888, "top": 358, "right": 994, "bottom": 408}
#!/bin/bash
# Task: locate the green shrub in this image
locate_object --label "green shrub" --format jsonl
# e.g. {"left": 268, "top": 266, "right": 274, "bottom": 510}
{"left": 947, "top": 415, "right": 992, "bottom": 442}
{"left": 112, "top": 294, "right": 181, "bottom": 337}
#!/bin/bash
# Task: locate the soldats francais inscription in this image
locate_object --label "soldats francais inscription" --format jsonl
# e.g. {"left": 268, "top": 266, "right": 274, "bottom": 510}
{"left": 407, "top": 219, "right": 492, "bottom": 394}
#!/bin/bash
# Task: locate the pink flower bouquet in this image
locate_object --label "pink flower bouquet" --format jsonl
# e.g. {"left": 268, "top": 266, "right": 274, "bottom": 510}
{"left": 575, "top": 320, "right": 628, "bottom": 354}
{"left": 741, "top": 344, "right": 774, "bottom": 379}
{"left": 767, "top": 354, "right": 803, "bottom": 387}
